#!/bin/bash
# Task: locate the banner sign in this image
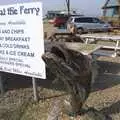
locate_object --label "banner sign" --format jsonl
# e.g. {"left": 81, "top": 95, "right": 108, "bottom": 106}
{"left": 0, "top": 2, "right": 46, "bottom": 79}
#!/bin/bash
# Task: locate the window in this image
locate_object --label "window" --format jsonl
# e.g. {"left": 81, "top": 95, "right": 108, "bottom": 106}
{"left": 113, "top": 7, "right": 119, "bottom": 16}
{"left": 74, "top": 17, "right": 94, "bottom": 23}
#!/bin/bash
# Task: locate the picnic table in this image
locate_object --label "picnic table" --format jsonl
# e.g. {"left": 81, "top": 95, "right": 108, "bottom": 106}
{"left": 65, "top": 42, "right": 101, "bottom": 55}
{"left": 45, "top": 40, "right": 101, "bottom": 56}
{"left": 80, "top": 33, "right": 120, "bottom": 57}
{"left": 47, "top": 28, "right": 120, "bottom": 57}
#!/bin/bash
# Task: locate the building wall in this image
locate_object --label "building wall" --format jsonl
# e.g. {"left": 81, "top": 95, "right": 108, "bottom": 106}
{"left": 103, "top": 0, "right": 120, "bottom": 17}
{"left": 105, "top": 7, "right": 119, "bottom": 17}
{"left": 102, "top": 0, "right": 120, "bottom": 26}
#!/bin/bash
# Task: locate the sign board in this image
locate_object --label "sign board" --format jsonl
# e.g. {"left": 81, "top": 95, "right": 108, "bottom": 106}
{"left": 0, "top": 2, "right": 46, "bottom": 79}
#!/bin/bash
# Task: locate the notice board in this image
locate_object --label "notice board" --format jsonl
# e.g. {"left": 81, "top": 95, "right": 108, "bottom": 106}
{"left": 0, "top": 2, "right": 46, "bottom": 79}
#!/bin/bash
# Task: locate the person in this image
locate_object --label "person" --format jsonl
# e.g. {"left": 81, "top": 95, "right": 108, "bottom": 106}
{"left": 67, "top": 23, "right": 77, "bottom": 34}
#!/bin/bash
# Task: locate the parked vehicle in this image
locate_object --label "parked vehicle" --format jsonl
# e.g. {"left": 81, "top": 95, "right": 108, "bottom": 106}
{"left": 52, "top": 15, "right": 69, "bottom": 27}
{"left": 46, "top": 10, "right": 82, "bottom": 27}
{"left": 67, "top": 16, "right": 111, "bottom": 34}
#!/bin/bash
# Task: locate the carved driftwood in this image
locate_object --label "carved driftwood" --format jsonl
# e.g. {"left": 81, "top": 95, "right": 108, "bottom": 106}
{"left": 42, "top": 43, "right": 92, "bottom": 114}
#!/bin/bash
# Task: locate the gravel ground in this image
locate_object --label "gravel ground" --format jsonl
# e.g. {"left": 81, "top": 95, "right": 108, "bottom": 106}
{"left": 86, "top": 57, "right": 120, "bottom": 120}
{"left": 0, "top": 24, "right": 120, "bottom": 120}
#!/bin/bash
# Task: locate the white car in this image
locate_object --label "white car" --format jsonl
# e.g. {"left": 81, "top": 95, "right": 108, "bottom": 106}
{"left": 67, "top": 16, "right": 111, "bottom": 34}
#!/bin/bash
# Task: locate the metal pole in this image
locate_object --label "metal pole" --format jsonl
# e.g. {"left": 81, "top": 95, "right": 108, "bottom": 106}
{"left": 66, "top": 0, "right": 70, "bottom": 16}
{"left": 68, "top": 0, "right": 70, "bottom": 16}
{"left": 32, "top": 77, "right": 38, "bottom": 102}
{"left": 0, "top": 73, "right": 4, "bottom": 94}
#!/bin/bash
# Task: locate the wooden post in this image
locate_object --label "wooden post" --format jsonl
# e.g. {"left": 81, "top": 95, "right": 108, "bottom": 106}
{"left": 85, "top": 38, "right": 89, "bottom": 44}
{"left": 0, "top": 73, "right": 4, "bottom": 94}
{"left": 114, "top": 40, "right": 119, "bottom": 57}
{"left": 32, "top": 77, "right": 38, "bottom": 102}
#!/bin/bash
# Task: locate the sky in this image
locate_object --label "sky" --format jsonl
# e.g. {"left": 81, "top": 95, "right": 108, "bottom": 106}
{"left": 0, "top": 0, "right": 106, "bottom": 16}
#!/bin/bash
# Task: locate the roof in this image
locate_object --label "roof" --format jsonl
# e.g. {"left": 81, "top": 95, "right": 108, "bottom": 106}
{"left": 102, "top": 0, "right": 120, "bottom": 9}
